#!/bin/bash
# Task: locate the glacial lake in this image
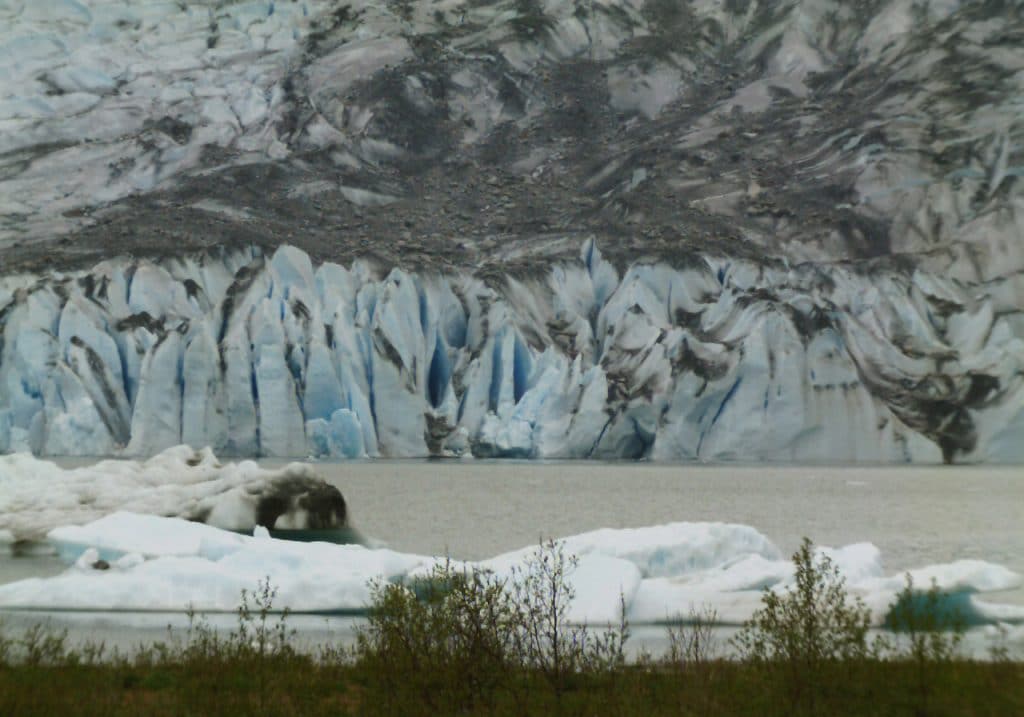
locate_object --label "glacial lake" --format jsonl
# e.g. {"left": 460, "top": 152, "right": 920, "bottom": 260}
{"left": 1, "top": 461, "right": 1022, "bottom": 656}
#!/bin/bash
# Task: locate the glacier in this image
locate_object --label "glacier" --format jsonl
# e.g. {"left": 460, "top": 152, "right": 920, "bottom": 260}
{"left": 1, "top": 241, "right": 1021, "bottom": 462}
{"left": 1, "top": 0, "right": 1023, "bottom": 462}
{"left": 3, "top": 0, "right": 1023, "bottom": 277}
{"left": 0, "top": 445, "right": 348, "bottom": 547}
{"left": 0, "top": 512, "right": 1021, "bottom": 630}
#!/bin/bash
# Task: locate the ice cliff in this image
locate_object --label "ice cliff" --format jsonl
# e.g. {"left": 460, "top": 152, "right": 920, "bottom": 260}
{"left": 1, "top": 242, "right": 1020, "bottom": 462}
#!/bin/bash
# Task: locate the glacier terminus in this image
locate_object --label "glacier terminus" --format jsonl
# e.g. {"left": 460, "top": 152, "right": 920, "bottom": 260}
{"left": 1, "top": 240, "right": 1020, "bottom": 462}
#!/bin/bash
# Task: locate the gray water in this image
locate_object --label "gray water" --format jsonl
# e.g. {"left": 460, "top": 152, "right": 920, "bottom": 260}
{"left": 1, "top": 462, "right": 1021, "bottom": 656}
{"left": 321, "top": 462, "right": 1023, "bottom": 579}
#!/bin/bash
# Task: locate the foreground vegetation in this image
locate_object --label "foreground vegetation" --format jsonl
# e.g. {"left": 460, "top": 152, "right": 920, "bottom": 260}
{"left": 1, "top": 540, "right": 1021, "bottom": 717}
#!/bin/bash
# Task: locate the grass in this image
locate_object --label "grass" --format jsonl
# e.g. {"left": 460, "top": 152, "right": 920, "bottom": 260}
{"left": 2, "top": 647, "right": 1020, "bottom": 716}
{"left": 0, "top": 540, "right": 1022, "bottom": 717}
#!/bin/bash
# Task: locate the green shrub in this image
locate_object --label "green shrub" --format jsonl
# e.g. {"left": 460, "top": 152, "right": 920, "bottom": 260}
{"left": 355, "top": 560, "right": 520, "bottom": 716}
{"left": 0, "top": 619, "right": 13, "bottom": 667}
{"left": 0, "top": 565, "right": 1021, "bottom": 717}
{"left": 733, "top": 539, "right": 873, "bottom": 662}
{"left": 732, "top": 538, "right": 873, "bottom": 714}
{"left": 507, "top": 539, "right": 630, "bottom": 694}
{"left": 662, "top": 605, "right": 720, "bottom": 715}
{"left": 887, "top": 573, "right": 964, "bottom": 660}
{"left": 354, "top": 540, "right": 630, "bottom": 716}
{"left": 664, "top": 605, "right": 719, "bottom": 671}
{"left": 887, "top": 573, "right": 965, "bottom": 716}
{"left": 0, "top": 621, "right": 74, "bottom": 667}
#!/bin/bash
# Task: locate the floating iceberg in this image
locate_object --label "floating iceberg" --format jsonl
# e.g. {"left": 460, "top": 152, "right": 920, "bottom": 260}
{"left": 0, "top": 446, "right": 348, "bottom": 547}
{"left": 0, "top": 514, "right": 1021, "bottom": 629}
{"left": 49, "top": 513, "right": 253, "bottom": 565}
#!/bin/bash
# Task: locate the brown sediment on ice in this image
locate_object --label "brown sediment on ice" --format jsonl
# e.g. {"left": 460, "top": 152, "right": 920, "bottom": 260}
{"left": 0, "top": 0, "right": 1021, "bottom": 286}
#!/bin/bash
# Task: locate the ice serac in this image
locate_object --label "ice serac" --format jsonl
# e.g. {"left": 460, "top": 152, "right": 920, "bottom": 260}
{"left": 0, "top": 243, "right": 1022, "bottom": 462}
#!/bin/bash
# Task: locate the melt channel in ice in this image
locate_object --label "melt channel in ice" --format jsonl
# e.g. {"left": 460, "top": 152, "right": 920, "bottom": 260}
{"left": 0, "top": 513, "right": 1021, "bottom": 630}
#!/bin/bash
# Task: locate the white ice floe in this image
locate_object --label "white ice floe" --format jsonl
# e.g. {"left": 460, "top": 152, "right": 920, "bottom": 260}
{"left": 480, "top": 522, "right": 782, "bottom": 579}
{"left": 0, "top": 514, "right": 1021, "bottom": 629}
{"left": 0, "top": 445, "right": 348, "bottom": 545}
{"left": 49, "top": 512, "right": 252, "bottom": 564}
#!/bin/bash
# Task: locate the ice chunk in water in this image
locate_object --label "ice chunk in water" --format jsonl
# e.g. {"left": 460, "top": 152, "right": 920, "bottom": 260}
{"left": 1, "top": 515, "right": 1019, "bottom": 629}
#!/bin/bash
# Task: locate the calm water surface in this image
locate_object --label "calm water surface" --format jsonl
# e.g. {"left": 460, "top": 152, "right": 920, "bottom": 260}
{"left": 317, "top": 462, "right": 1022, "bottom": 577}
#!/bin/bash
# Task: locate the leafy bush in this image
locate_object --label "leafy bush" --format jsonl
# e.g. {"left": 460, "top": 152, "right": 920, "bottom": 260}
{"left": 664, "top": 605, "right": 719, "bottom": 671}
{"left": 887, "top": 573, "right": 964, "bottom": 661}
{"left": 236, "top": 577, "right": 296, "bottom": 659}
{"left": 667, "top": 606, "right": 716, "bottom": 667}
{"left": 0, "top": 619, "right": 86, "bottom": 668}
{"left": 662, "top": 605, "right": 720, "bottom": 715}
{"left": 508, "top": 540, "right": 630, "bottom": 692}
{"left": 19, "top": 622, "right": 73, "bottom": 667}
{"left": 887, "top": 573, "right": 965, "bottom": 716}
{"left": 355, "top": 560, "right": 520, "bottom": 715}
{"left": 733, "top": 539, "right": 873, "bottom": 662}
{"left": 732, "top": 538, "right": 874, "bottom": 714}
{"left": 0, "top": 620, "right": 10, "bottom": 666}
{"left": 354, "top": 539, "right": 630, "bottom": 715}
